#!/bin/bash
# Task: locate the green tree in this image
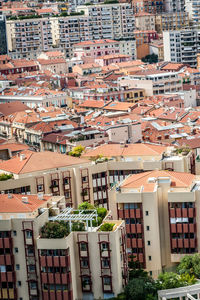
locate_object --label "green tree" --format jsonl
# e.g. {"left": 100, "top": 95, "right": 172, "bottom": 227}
{"left": 40, "top": 221, "right": 69, "bottom": 239}
{"left": 124, "top": 277, "right": 157, "bottom": 300}
{"left": 69, "top": 145, "right": 85, "bottom": 157}
{"left": 141, "top": 53, "right": 158, "bottom": 64}
{"left": 177, "top": 253, "right": 200, "bottom": 278}
{"left": 156, "top": 272, "right": 197, "bottom": 290}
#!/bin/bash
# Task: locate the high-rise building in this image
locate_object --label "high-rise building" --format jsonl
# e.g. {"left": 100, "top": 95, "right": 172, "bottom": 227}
{"left": 185, "top": 0, "right": 200, "bottom": 27}
{"left": 0, "top": 14, "right": 7, "bottom": 55}
{"left": 164, "top": 0, "right": 185, "bottom": 13}
{"left": 6, "top": 3, "right": 135, "bottom": 59}
{"left": 155, "top": 12, "right": 189, "bottom": 33}
{"left": 163, "top": 29, "right": 200, "bottom": 67}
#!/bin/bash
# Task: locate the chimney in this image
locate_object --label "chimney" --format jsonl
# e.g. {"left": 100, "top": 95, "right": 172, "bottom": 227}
{"left": 37, "top": 193, "right": 44, "bottom": 200}
{"left": 8, "top": 193, "right": 13, "bottom": 199}
{"left": 20, "top": 154, "right": 26, "bottom": 161}
{"left": 22, "top": 196, "right": 28, "bottom": 203}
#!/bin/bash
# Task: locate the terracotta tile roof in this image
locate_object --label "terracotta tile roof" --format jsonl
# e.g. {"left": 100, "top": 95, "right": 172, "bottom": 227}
{"left": 0, "top": 151, "right": 89, "bottom": 174}
{"left": 0, "top": 143, "right": 29, "bottom": 152}
{"left": 178, "top": 137, "right": 200, "bottom": 149}
{"left": 121, "top": 170, "right": 195, "bottom": 189}
{"left": 0, "top": 194, "right": 51, "bottom": 213}
{"left": 79, "top": 100, "right": 106, "bottom": 108}
{"left": 74, "top": 39, "right": 117, "bottom": 46}
{"left": 82, "top": 143, "right": 167, "bottom": 158}
{"left": 0, "top": 55, "right": 10, "bottom": 61}
{"left": 161, "top": 63, "right": 185, "bottom": 71}
{"left": 79, "top": 63, "right": 101, "bottom": 70}
{"left": 97, "top": 54, "right": 130, "bottom": 60}
{"left": 38, "top": 58, "right": 66, "bottom": 65}
{"left": 0, "top": 101, "right": 29, "bottom": 116}
{"left": 104, "top": 101, "right": 135, "bottom": 111}
{"left": 45, "top": 51, "right": 64, "bottom": 57}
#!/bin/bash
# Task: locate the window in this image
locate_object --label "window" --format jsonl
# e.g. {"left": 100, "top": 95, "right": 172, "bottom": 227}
{"left": 81, "top": 259, "right": 88, "bottom": 268}
{"left": 26, "top": 231, "right": 32, "bottom": 238}
{"left": 146, "top": 226, "right": 150, "bottom": 231}
{"left": 145, "top": 211, "right": 149, "bottom": 216}
{"left": 80, "top": 242, "right": 87, "bottom": 252}
{"left": 102, "top": 259, "right": 110, "bottom": 268}
{"left": 147, "top": 241, "right": 151, "bottom": 246}
{"left": 0, "top": 265, "right": 6, "bottom": 272}
{"left": 15, "top": 248, "right": 18, "bottom": 253}
{"left": 30, "top": 282, "right": 37, "bottom": 289}
{"left": 149, "top": 271, "right": 152, "bottom": 276}
{"left": 13, "top": 231, "right": 17, "bottom": 236}
{"left": 17, "top": 281, "right": 21, "bottom": 287}
{"left": 103, "top": 276, "right": 111, "bottom": 285}
{"left": 148, "top": 256, "right": 152, "bottom": 261}
{"left": 101, "top": 242, "right": 108, "bottom": 251}
{"left": 16, "top": 264, "right": 20, "bottom": 270}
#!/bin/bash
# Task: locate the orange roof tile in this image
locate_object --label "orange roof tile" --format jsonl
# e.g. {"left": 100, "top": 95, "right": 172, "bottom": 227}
{"left": 82, "top": 143, "right": 167, "bottom": 158}
{"left": 121, "top": 170, "right": 195, "bottom": 189}
{"left": 0, "top": 194, "right": 51, "bottom": 213}
{"left": 0, "top": 151, "right": 89, "bottom": 174}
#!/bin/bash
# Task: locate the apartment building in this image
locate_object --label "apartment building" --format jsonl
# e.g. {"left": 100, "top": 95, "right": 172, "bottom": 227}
{"left": 109, "top": 170, "right": 200, "bottom": 276}
{"left": 73, "top": 39, "right": 120, "bottom": 59}
{"left": 6, "top": 3, "right": 135, "bottom": 59}
{"left": 0, "top": 144, "right": 195, "bottom": 210}
{"left": 185, "top": 0, "right": 200, "bottom": 27}
{"left": 163, "top": 29, "right": 200, "bottom": 68}
{"left": 0, "top": 14, "right": 7, "bottom": 55}
{"left": 164, "top": 0, "right": 185, "bottom": 13}
{"left": 0, "top": 87, "right": 67, "bottom": 108}
{"left": 126, "top": 70, "right": 183, "bottom": 95}
{"left": 77, "top": 3, "right": 135, "bottom": 41}
{"left": 73, "top": 39, "right": 136, "bottom": 60}
{"left": 132, "top": 0, "right": 164, "bottom": 14}
{"left": 6, "top": 18, "right": 54, "bottom": 59}
{"left": 135, "top": 12, "right": 155, "bottom": 31}
{"left": 0, "top": 193, "right": 127, "bottom": 300}
{"left": 155, "top": 12, "right": 189, "bottom": 33}
{"left": 149, "top": 40, "right": 164, "bottom": 61}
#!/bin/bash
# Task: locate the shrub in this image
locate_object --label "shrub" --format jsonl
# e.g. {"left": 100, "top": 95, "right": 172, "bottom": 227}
{"left": 0, "top": 173, "right": 13, "bottom": 181}
{"left": 49, "top": 208, "right": 57, "bottom": 217}
{"left": 69, "top": 145, "right": 85, "bottom": 157}
{"left": 40, "top": 221, "right": 69, "bottom": 239}
{"left": 72, "top": 222, "right": 85, "bottom": 231}
{"left": 97, "top": 207, "right": 107, "bottom": 219}
{"left": 78, "top": 202, "right": 94, "bottom": 210}
{"left": 177, "top": 253, "right": 200, "bottom": 278}
{"left": 99, "top": 223, "right": 115, "bottom": 231}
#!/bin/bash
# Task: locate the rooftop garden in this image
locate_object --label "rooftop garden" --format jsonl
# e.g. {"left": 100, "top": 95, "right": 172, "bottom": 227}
{"left": 90, "top": 154, "right": 109, "bottom": 164}
{"left": 40, "top": 202, "right": 108, "bottom": 238}
{"left": 7, "top": 11, "right": 84, "bottom": 21}
{"left": 175, "top": 146, "right": 191, "bottom": 156}
{"left": 0, "top": 173, "right": 13, "bottom": 181}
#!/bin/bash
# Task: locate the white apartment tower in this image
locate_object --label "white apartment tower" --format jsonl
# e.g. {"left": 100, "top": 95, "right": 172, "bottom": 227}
{"left": 163, "top": 29, "right": 200, "bottom": 67}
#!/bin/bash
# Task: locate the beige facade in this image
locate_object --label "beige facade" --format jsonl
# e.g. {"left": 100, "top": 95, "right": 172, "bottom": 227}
{"left": 109, "top": 170, "right": 200, "bottom": 277}
{"left": 0, "top": 194, "right": 127, "bottom": 300}
{"left": 0, "top": 146, "right": 195, "bottom": 210}
{"left": 155, "top": 12, "right": 189, "bottom": 33}
{"left": 135, "top": 13, "right": 155, "bottom": 31}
